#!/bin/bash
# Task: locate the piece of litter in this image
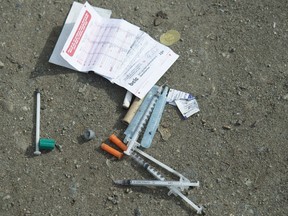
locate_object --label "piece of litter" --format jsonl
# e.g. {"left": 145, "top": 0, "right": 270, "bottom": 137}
{"left": 166, "top": 88, "right": 199, "bottom": 119}
{"left": 175, "top": 99, "right": 200, "bottom": 119}
{"left": 82, "top": 129, "right": 96, "bottom": 141}
{"left": 134, "top": 149, "right": 203, "bottom": 214}
{"left": 39, "top": 138, "right": 56, "bottom": 151}
{"left": 114, "top": 179, "right": 199, "bottom": 187}
{"left": 122, "top": 91, "right": 133, "bottom": 109}
{"left": 55, "top": 2, "right": 178, "bottom": 99}
{"left": 160, "top": 30, "right": 181, "bottom": 46}
{"left": 122, "top": 97, "right": 143, "bottom": 124}
{"left": 34, "top": 89, "right": 41, "bottom": 156}
{"left": 124, "top": 86, "right": 169, "bottom": 153}
{"left": 166, "top": 88, "right": 194, "bottom": 106}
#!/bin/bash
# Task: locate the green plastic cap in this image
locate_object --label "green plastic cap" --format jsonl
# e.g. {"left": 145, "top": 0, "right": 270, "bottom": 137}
{"left": 39, "top": 138, "right": 55, "bottom": 150}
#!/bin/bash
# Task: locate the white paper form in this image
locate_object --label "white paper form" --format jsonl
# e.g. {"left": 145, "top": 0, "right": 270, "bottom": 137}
{"left": 61, "top": 2, "right": 140, "bottom": 79}
{"left": 59, "top": 2, "right": 179, "bottom": 99}
{"left": 113, "top": 32, "right": 179, "bottom": 98}
{"left": 49, "top": 2, "right": 112, "bottom": 70}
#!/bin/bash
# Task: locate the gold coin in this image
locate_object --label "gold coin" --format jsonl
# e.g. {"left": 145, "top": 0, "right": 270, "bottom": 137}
{"left": 160, "top": 30, "right": 181, "bottom": 46}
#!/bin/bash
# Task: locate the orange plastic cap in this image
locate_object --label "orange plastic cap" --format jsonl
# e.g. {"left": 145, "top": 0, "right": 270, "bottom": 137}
{"left": 101, "top": 143, "right": 123, "bottom": 159}
{"left": 109, "top": 134, "right": 128, "bottom": 151}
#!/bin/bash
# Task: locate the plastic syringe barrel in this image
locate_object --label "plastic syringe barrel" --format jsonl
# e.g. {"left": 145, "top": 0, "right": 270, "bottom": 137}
{"left": 124, "top": 95, "right": 158, "bottom": 155}
{"left": 140, "top": 86, "right": 169, "bottom": 148}
{"left": 124, "top": 86, "right": 158, "bottom": 142}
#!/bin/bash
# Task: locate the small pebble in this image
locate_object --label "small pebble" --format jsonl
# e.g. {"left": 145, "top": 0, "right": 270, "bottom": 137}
{"left": 234, "top": 119, "right": 242, "bottom": 126}
{"left": 250, "top": 121, "right": 257, "bottom": 128}
{"left": 124, "top": 188, "right": 132, "bottom": 194}
{"left": 158, "top": 125, "right": 171, "bottom": 141}
{"left": 55, "top": 144, "right": 63, "bottom": 152}
{"left": 0, "top": 60, "right": 4, "bottom": 69}
{"left": 282, "top": 94, "right": 288, "bottom": 100}
{"left": 153, "top": 17, "right": 163, "bottom": 26}
{"left": 0, "top": 100, "right": 14, "bottom": 113}
{"left": 134, "top": 208, "right": 141, "bottom": 216}
{"left": 156, "top": 11, "right": 168, "bottom": 19}
{"left": 22, "top": 106, "right": 29, "bottom": 111}
{"left": 229, "top": 47, "right": 236, "bottom": 53}
{"left": 244, "top": 178, "right": 252, "bottom": 187}
{"left": 78, "top": 85, "right": 87, "bottom": 93}
{"left": 201, "top": 119, "right": 207, "bottom": 125}
{"left": 3, "top": 195, "right": 11, "bottom": 200}
{"left": 222, "top": 125, "right": 232, "bottom": 130}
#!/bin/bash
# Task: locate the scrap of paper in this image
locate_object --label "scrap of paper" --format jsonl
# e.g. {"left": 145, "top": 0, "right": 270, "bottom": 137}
{"left": 167, "top": 88, "right": 199, "bottom": 119}
{"left": 175, "top": 99, "right": 200, "bottom": 119}
{"left": 166, "top": 88, "right": 194, "bottom": 106}
{"left": 59, "top": 2, "right": 179, "bottom": 99}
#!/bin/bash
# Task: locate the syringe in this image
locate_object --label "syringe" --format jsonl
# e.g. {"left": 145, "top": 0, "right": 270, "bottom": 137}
{"left": 135, "top": 148, "right": 191, "bottom": 188}
{"left": 130, "top": 153, "right": 165, "bottom": 181}
{"left": 130, "top": 153, "right": 203, "bottom": 214}
{"left": 34, "top": 89, "right": 41, "bottom": 156}
{"left": 114, "top": 179, "right": 200, "bottom": 188}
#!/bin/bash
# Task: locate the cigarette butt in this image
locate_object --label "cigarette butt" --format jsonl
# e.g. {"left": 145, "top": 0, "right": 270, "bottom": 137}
{"left": 101, "top": 143, "right": 123, "bottom": 159}
{"left": 122, "top": 91, "right": 133, "bottom": 109}
{"left": 122, "top": 97, "right": 143, "bottom": 124}
{"left": 109, "top": 134, "right": 127, "bottom": 151}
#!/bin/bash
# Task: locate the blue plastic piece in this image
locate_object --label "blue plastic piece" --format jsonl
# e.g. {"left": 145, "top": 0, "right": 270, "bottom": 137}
{"left": 124, "top": 86, "right": 158, "bottom": 142}
{"left": 140, "top": 86, "right": 169, "bottom": 148}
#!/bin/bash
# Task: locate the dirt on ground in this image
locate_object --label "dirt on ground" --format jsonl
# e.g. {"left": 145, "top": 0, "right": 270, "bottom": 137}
{"left": 0, "top": 0, "right": 287, "bottom": 215}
